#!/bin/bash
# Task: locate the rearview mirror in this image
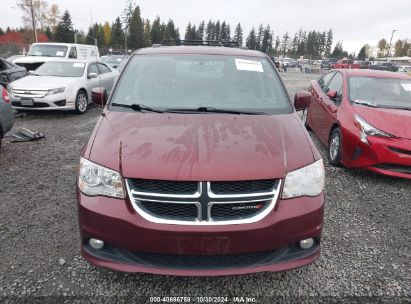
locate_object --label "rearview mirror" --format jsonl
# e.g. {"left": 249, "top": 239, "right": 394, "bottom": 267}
{"left": 88, "top": 72, "right": 98, "bottom": 79}
{"left": 326, "top": 90, "right": 337, "bottom": 99}
{"left": 294, "top": 91, "right": 311, "bottom": 111}
{"left": 91, "top": 87, "right": 107, "bottom": 106}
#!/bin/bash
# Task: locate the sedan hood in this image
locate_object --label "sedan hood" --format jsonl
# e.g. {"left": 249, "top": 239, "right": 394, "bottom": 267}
{"left": 87, "top": 111, "right": 315, "bottom": 181}
{"left": 13, "top": 56, "right": 64, "bottom": 64}
{"left": 354, "top": 106, "right": 411, "bottom": 139}
{"left": 10, "top": 75, "right": 78, "bottom": 90}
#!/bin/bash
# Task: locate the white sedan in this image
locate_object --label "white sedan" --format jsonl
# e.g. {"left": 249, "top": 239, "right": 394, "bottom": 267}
{"left": 8, "top": 60, "right": 119, "bottom": 113}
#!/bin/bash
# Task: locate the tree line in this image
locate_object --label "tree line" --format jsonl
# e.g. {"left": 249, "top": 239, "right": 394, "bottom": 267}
{"left": 1, "top": 0, "right": 409, "bottom": 59}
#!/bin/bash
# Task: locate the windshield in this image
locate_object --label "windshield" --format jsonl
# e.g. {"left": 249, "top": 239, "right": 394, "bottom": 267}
{"left": 104, "top": 56, "right": 124, "bottom": 64}
{"left": 349, "top": 76, "right": 411, "bottom": 110}
{"left": 34, "top": 61, "right": 85, "bottom": 77}
{"left": 27, "top": 44, "right": 68, "bottom": 57}
{"left": 110, "top": 54, "right": 292, "bottom": 114}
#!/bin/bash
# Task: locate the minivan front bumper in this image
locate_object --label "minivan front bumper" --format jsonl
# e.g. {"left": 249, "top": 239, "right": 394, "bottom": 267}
{"left": 77, "top": 190, "right": 324, "bottom": 276}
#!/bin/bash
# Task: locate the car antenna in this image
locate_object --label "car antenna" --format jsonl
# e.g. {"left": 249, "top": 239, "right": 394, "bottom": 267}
{"left": 90, "top": 12, "right": 104, "bottom": 109}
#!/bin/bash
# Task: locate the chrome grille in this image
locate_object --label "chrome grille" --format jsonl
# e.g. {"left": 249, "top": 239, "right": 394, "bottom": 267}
{"left": 13, "top": 88, "right": 48, "bottom": 98}
{"left": 126, "top": 179, "right": 281, "bottom": 225}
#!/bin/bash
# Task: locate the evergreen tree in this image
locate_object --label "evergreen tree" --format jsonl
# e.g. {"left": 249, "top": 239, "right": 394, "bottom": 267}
{"left": 44, "top": 26, "right": 52, "bottom": 40}
{"left": 206, "top": 20, "right": 214, "bottom": 40}
{"left": 260, "top": 25, "right": 272, "bottom": 53}
{"left": 274, "top": 36, "right": 280, "bottom": 55}
{"left": 85, "top": 26, "right": 95, "bottom": 45}
{"left": 0, "top": 28, "right": 4, "bottom": 35}
{"left": 357, "top": 45, "right": 367, "bottom": 59}
{"left": 54, "top": 10, "right": 74, "bottom": 43}
{"left": 233, "top": 23, "right": 243, "bottom": 46}
{"left": 246, "top": 28, "right": 257, "bottom": 50}
{"left": 325, "top": 29, "right": 333, "bottom": 56}
{"left": 197, "top": 21, "right": 205, "bottom": 40}
{"left": 143, "top": 19, "right": 151, "bottom": 47}
{"left": 111, "top": 17, "right": 125, "bottom": 49}
{"left": 256, "top": 24, "right": 264, "bottom": 51}
{"left": 151, "top": 17, "right": 162, "bottom": 44}
{"left": 214, "top": 21, "right": 220, "bottom": 41}
{"left": 128, "top": 6, "right": 144, "bottom": 49}
{"left": 281, "top": 32, "right": 290, "bottom": 55}
{"left": 184, "top": 22, "right": 192, "bottom": 40}
{"left": 331, "top": 41, "right": 345, "bottom": 58}
{"left": 164, "top": 19, "right": 176, "bottom": 40}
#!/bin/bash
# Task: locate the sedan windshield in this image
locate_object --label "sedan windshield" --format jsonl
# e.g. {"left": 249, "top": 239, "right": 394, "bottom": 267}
{"left": 110, "top": 54, "right": 292, "bottom": 114}
{"left": 27, "top": 45, "right": 68, "bottom": 57}
{"left": 34, "top": 62, "right": 85, "bottom": 77}
{"left": 349, "top": 76, "right": 411, "bottom": 110}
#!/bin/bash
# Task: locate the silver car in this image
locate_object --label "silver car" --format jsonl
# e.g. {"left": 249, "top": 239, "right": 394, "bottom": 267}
{"left": 8, "top": 60, "right": 119, "bottom": 114}
{"left": 0, "top": 87, "right": 14, "bottom": 148}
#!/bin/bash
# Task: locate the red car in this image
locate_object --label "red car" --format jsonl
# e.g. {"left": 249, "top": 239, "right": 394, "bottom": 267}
{"left": 77, "top": 44, "right": 325, "bottom": 276}
{"left": 331, "top": 59, "right": 361, "bottom": 69}
{"left": 303, "top": 69, "right": 411, "bottom": 179}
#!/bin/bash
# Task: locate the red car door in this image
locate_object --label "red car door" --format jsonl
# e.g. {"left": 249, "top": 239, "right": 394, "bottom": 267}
{"left": 315, "top": 71, "right": 344, "bottom": 145}
{"left": 308, "top": 72, "right": 335, "bottom": 141}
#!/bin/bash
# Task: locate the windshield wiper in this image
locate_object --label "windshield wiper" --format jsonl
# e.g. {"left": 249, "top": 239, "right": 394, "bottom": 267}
{"left": 111, "top": 103, "right": 164, "bottom": 113}
{"left": 352, "top": 100, "right": 377, "bottom": 107}
{"left": 166, "top": 106, "right": 268, "bottom": 115}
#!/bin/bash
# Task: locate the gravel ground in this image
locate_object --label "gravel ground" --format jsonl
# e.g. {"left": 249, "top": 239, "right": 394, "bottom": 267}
{"left": 0, "top": 72, "right": 410, "bottom": 304}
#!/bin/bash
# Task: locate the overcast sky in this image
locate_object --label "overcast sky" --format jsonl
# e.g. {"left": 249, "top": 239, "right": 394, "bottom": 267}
{"left": 1, "top": 0, "right": 410, "bottom": 53}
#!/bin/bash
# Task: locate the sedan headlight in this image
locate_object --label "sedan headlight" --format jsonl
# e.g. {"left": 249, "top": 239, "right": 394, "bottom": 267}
{"left": 78, "top": 157, "right": 125, "bottom": 198}
{"left": 354, "top": 114, "right": 393, "bottom": 144}
{"left": 282, "top": 159, "right": 325, "bottom": 199}
{"left": 47, "top": 87, "right": 65, "bottom": 95}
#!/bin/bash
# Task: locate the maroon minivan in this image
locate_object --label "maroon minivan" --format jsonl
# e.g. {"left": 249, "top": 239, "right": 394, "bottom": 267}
{"left": 77, "top": 44, "right": 325, "bottom": 276}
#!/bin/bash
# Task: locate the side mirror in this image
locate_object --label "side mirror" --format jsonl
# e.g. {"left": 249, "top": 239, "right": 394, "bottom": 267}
{"left": 294, "top": 91, "right": 311, "bottom": 111}
{"left": 326, "top": 90, "right": 337, "bottom": 99}
{"left": 91, "top": 87, "right": 107, "bottom": 106}
{"left": 87, "top": 72, "right": 98, "bottom": 79}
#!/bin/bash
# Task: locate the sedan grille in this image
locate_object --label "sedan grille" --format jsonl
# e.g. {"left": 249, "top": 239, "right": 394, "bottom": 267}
{"left": 126, "top": 179, "right": 281, "bottom": 225}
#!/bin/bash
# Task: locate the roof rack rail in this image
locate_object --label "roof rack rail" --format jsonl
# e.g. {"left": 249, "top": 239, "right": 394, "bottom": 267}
{"left": 160, "top": 39, "right": 242, "bottom": 48}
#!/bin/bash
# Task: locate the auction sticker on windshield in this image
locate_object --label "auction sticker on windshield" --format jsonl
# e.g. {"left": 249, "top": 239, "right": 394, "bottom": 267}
{"left": 73, "top": 63, "right": 85, "bottom": 68}
{"left": 235, "top": 58, "right": 264, "bottom": 72}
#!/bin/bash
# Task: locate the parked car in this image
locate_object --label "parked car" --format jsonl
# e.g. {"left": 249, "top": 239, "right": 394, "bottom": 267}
{"left": 12, "top": 43, "right": 100, "bottom": 71}
{"left": 282, "top": 58, "right": 299, "bottom": 69}
{"left": 371, "top": 62, "right": 399, "bottom": 72}
{"left": 8, "top": 60, "right": 118, "bottom": 113}
{"left": 102, "top": 55, "right": 129, "bottom": 69}
{"left": 115, "top": 55, "right": 131, "bottom": 73}
{"left": 77, "top": 43, "right": 325, "bottom": 276}
{"left": 320, "top": 58, "right": 338, "bottom": 70}
{"left": 303, "top": 69, "right": 411, "bottom": 179}
{"left": 0, "top": 58, "right": 27, "bottom": 88}
{"left": 355, "top": 60, "right": 371, "bottom": 69}
{"left": 331, "top": 59, "right": 361, "bottom": 69}
{"left": 0, "top": 87, "right": 14, "bottom": 148}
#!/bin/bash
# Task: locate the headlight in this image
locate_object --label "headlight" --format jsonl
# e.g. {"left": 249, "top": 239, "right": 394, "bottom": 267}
{"left": 78, "top": 157, "right": 125, "bottom": 198}
{"left": 47, "top": 87, "right": 65, "bottom": 95}
{"left": 282, "top": 159, "right": 325, "bottom": 199}
{"left": 354, "top": 114, "right": 393, "bottom": 144}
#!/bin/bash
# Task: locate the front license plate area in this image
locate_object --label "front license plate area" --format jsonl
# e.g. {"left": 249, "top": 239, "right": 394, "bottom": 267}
{"left": 20, "top": 98, "right": 34, "bottom": 106}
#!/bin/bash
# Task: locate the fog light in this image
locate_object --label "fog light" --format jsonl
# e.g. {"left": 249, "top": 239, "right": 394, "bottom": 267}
{"left": 89, "top": 238, "right": 104, "bottom": 250}
{"left": 299, "top": 238, "right": 314, "bottom": 249}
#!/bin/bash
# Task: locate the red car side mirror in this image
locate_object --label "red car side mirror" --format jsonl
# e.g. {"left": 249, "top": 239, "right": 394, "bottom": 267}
{"left": 294, "top": 91, "right": 311, "bottom": 111}
{"left": 91, "top": 87, "right": 107, "bottom": 106}
{"left": 326, "top": 90, "right": 337, "bottom": 100}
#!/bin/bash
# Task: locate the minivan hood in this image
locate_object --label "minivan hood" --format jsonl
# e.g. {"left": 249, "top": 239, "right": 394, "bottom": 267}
{"left": 87, "top": 111, "right": 316, "bottom": 181}
{"left": 354, "top": 106, "right": 411, "bottom": 139}
{"left": 11, "top": 75, "right": 77, "bottom": 90}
